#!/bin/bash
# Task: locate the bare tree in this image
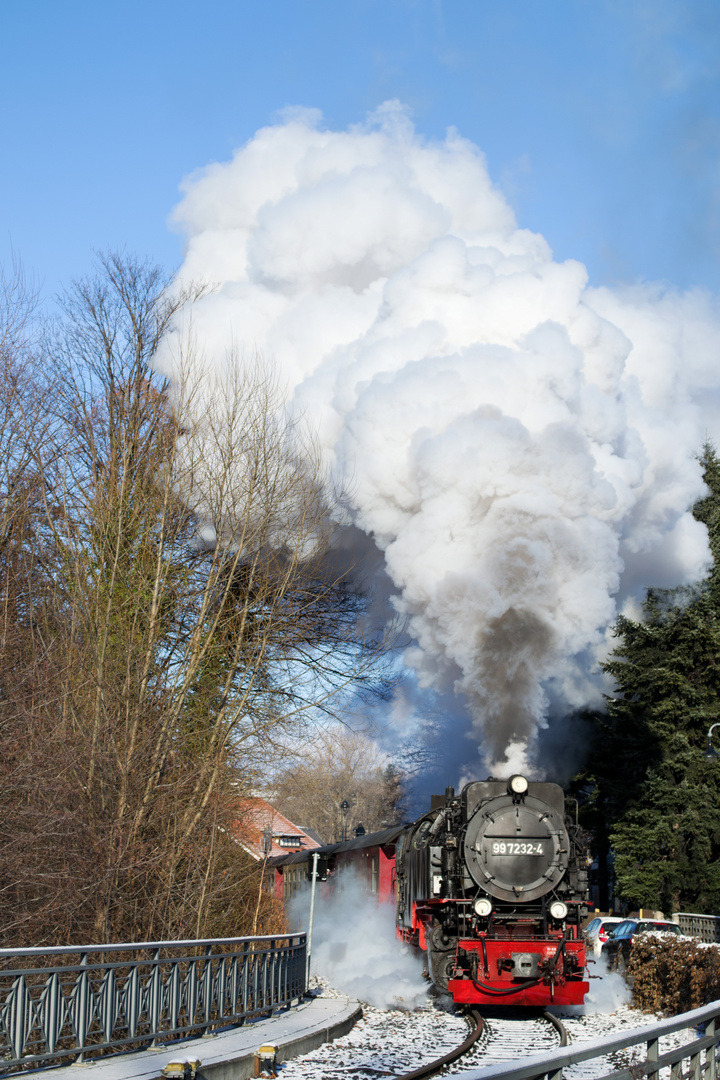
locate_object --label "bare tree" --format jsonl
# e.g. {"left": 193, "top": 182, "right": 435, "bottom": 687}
{"left": 0, "top": 253, "right": 391, "bottom": 946}
{"left": 0, "top": 260, "right": 73, "bottom": 944}
{"left": 273, "top": 723, "right": 407, "bottom": 842}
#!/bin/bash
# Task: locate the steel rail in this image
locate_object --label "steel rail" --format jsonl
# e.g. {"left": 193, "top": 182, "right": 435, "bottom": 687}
{"left": 393, "top": 1007, "right": 484, "bottom": 1080}
{"left": 542, "top": 1011, "right": 568, "bottom": 1047}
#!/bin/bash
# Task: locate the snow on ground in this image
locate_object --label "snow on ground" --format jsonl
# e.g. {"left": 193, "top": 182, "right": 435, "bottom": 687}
{"left": 559, "top": 1006, "right": 697, "bottom": 1080}
{"left": 553, "top": 954, "right": 700, "bottom": 1079}
{"left": 280, "top": 977, "right": 468, "bottom": 1079}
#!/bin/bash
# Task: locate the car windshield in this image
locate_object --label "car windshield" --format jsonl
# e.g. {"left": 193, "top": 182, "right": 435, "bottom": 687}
{"left": 610, "top": 920, "right": 636, "bottom": 937}
{"left": 586, "top": 918, "right": 600, "bottom": 933}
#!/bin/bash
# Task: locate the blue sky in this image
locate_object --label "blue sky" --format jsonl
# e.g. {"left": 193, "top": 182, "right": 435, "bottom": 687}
{"left": 1, "top": 0, "right": 719, "bottom": 302}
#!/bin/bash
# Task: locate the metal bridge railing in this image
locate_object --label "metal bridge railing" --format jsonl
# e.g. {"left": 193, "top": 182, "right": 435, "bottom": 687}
{"left": 0, "top": 933, "right": 307, "bottom": 1074}
{"left": 455, "top": 999, "right": 720, "bottom": 1080}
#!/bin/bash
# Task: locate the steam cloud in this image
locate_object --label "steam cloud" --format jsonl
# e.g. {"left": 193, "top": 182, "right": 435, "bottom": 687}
{"left": 580, "top": 952, "right": 631, "bottom": 1015}
{"left": 161, "top": 102, "right": 720, "bottom": 777}
{"left": 290, "top": 872, "right": 427, "bottom": 1009}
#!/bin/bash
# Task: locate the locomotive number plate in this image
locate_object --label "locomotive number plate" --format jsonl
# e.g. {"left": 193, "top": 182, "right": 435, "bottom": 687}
{"left": 490, "top": 841, "right": 545, "bottom": 855}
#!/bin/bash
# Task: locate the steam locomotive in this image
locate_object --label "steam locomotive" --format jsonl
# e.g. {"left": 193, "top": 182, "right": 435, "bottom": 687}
{"left": 272, "top": 775, "right": 590, "bottom": 1007}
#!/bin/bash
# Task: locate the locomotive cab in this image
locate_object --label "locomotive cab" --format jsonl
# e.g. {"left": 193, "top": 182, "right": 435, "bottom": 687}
{"left": 396, "top": 777, "right": 590, "bottom": 1006}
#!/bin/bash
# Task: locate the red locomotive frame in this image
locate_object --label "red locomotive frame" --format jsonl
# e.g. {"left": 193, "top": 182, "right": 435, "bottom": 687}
{"left": 398, "top": 898, "right": 588, "bottom": 1006}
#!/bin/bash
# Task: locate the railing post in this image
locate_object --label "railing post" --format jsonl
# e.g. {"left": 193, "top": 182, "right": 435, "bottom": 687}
{"left": 125, "top": 959, "right": 139, "bottom": 1040}
{"left": 647, "top": 1035, "right": 660, "bottom": 1078}
{"left": 280, "top": 940, "right": 288, "bottom": 1004}
{"left": 74, "top": 952, "right": 90, "bottom": 1063}
{"left": 253, "top": 943, "right": 260, "bottom": 1010}
{"left": 168, "top": 953, "right": 181, "bottom": 1032}
{"left": 99, "top": 964, "right": 117, "bottom": 1045}
{"left": 261, "top": 942, "right": 269, "bottom": 1009}
{"left": 201, "top": 944, "right": 214, "bottom": 1036}
{"left": 7, "top": 975, "right": 29, "bottom": 1062}
{"left": 708, "top": 1016, "right": 718, "bottom": 1080}
{"left": 217, "top": 953, "right": 228, "bottom": 1023}
{"left": 269, "top": 938, "right": 277, "bottom": 1008}
{"left": 148, "top": 948, "right": 161, "bottom": 1048}
{"left": 40, "top": 970, "right": 62, "bottom": 1055}
{"left": 185, "top": 949, "right": 197, "bottom": 1028}
{"left": 241, "top": 941, "right": 250, "bottom": 1021}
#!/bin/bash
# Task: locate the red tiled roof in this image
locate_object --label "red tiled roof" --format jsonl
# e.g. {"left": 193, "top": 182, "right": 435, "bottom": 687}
{"left": 232, "top": 797, "right": 322, "bottom": 859}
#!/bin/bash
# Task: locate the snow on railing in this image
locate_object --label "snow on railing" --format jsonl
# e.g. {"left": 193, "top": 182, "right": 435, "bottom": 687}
{"left": 0, "top": 934, "right": 307, "bottom": 1073}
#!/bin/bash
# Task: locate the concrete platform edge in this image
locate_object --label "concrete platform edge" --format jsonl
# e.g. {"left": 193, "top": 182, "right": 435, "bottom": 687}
{"left": 197, "top": 1003, "right": 363, "bottom": 1080}
{"left": 27, "top": 997, "right": 363, "bottom": 1080}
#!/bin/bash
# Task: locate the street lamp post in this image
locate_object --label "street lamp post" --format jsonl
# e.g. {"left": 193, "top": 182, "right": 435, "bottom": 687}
{"left": 705, "top": 723, "right": 720, "bottom": 760}
{"left": 306, "top": 851, "right": 319, "bottom": 986}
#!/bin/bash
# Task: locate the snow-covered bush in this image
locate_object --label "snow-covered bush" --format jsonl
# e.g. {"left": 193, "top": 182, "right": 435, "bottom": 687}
{"left": 629, "top": 934, "right": 720, "bottom": 1014}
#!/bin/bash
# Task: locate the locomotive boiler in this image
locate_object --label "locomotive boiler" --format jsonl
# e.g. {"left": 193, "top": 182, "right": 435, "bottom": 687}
{"left": 395, "top": 776, "right": 590, "bottom": 1005}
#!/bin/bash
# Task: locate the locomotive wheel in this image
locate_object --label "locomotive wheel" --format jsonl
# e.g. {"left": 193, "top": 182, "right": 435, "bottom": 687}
{"left": 429, "top": 949, "right": 456, "bottom": 989}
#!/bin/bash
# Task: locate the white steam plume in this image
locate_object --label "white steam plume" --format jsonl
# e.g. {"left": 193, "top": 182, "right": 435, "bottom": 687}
{"left": 160, "top": 102, "right": 720, "bottom": 776}
{"left": 289, "top": 873, "right": 427, "bottom": 1009}
{"left": 580, "top": 951, "right": 631, "bottom": 1015}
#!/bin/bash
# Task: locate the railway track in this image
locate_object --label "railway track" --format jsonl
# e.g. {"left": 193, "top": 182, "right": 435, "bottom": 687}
{"left": 279, "top": 999, "right": 567, "bottom": 1079}
{"left": 471, "top": 1008, "right": 568, "bottom": 1072}
{"left": 395, "top": 1006, "right": 568, "bottom": 1079}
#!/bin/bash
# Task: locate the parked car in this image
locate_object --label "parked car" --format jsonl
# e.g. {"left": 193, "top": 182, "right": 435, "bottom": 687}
{"left": 584, "top": 916, "right": 626, "bottom": 956}
{"left": 604, "top": 918, "right": 682, "bottom": 971}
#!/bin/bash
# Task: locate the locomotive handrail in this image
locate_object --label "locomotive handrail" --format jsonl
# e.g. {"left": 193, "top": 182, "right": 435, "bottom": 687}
{"left": 448, "top": 998, "right": 720, "bottom": 1080}
{"left": 0, "top": 933, "right": 307, "bottom": 1074}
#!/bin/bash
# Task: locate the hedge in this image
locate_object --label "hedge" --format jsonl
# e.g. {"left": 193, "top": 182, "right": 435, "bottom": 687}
{"left": 627, "top": 934, "right": 720, "bottom": 1014}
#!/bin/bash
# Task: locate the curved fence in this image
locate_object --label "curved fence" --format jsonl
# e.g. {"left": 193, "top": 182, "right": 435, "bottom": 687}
{"left": 0, "top": 933, "right": 307, "bottom": 1073}
{"left": 673, "top": 912, "right": 720, "bottom": 944}
{"left": 454, "top": 999, "right": 720, "bottom": 1080}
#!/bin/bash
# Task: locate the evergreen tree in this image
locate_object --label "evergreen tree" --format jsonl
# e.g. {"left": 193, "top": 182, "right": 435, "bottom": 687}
{"left": 583, "top": 446, "right": 720, "bottom": 915}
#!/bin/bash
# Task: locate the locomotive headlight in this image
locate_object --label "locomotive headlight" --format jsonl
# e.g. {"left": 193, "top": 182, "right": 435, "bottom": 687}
{"left": 474, "top": 897, "right": 493, "bottom": 917}
{"left": 508, "top": 774, "right": 529, "bottom": 795}
{"left": 549, "top": 901, "right": 568, "bottom": 920}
